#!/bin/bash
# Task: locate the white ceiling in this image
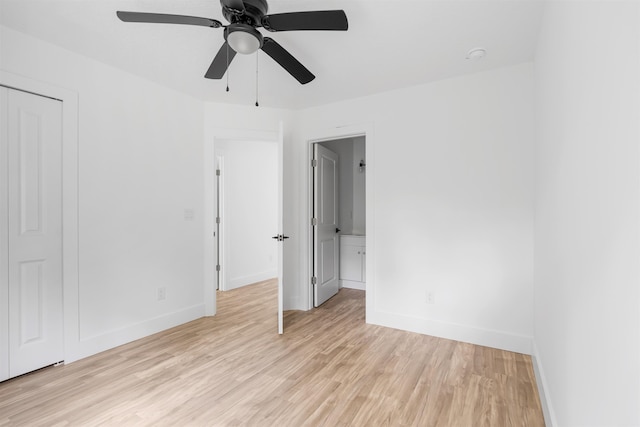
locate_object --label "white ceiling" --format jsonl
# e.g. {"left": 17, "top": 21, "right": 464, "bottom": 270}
{"left": 0, "top": 0, "right": 544, "bottom": 109}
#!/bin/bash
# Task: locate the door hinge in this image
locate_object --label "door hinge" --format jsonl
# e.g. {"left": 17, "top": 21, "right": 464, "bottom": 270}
{"left": 216, "top": 217, "right": 221, "bottom": 224}
{"left": 311, "top": 276, "right": 317, "bottom": 285}
{"left": 311, "top": 217, "right": 317, "bottom": 226}
{"left": 311, "top": 159, "right": 317, "bottom": 168}
{"left": 216, "top": 265, "right": 221, "bottom": 272}
{"left": 216, "top": 169, "right": 221, "bottom": 176}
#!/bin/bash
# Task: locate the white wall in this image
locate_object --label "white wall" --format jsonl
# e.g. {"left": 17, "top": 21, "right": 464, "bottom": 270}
{"left": 533, "top": 3, "right": 640, "bottom": 426}
{"left": 1, "top": 26, "right": 206, "bottom": 362}
{"left": 10, "top": 14, "right": 639, "bottom": 426}
{"left": 216, "top": 139, "right": 278, "bottom": 290}
{"left": 9, "top": 10, "right": 639, "bottom": 425}
{"left": 1, "top": 13, "right": 538, "bottom": 379}
{"left": 292, "top": 63, "right": 536, "bottom": 353}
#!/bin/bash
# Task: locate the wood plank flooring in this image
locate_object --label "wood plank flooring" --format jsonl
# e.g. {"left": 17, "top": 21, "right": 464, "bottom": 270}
{"left": 0, "top": 279, "right": 544, "bottom": 426}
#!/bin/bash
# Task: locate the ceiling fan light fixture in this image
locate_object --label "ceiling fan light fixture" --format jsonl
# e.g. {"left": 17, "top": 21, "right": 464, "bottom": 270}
{"left": 226, "top": 24, "right": 263, "bottom": 55}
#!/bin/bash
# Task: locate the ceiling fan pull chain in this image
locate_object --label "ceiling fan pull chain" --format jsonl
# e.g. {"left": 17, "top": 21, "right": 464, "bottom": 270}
{"left": 255, "top": 51, "right": 259, "bottom": 107}
{"left": 226, "top": 43, "right": 230, "bottom": 92}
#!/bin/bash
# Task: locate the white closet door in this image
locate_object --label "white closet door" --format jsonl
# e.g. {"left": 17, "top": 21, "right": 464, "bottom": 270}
{"left": 1, "top": 87, "right": 63, "bottom": 379}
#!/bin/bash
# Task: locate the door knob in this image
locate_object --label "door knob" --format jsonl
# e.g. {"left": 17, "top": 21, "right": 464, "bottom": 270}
{"left": 272, "top": 234, "right": 290, "bottom": 241}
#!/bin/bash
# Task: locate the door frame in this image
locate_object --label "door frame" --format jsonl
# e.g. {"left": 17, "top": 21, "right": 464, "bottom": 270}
{"left": 213, "top": 139, "right": 279, "bottom": 293}
{"left": 3, "top": 87, "right": 64, "bottom": 378}
{"left": 204, "top": 125, "right": 283, "bottom": 333}
{"left": 305, "top": 124, "right": 374, "bottom": 319}
{"left": 214, "top": 149, "right": 226, "bottom": 291}
{"left": 0, "top": 71, "right": 80, "bottom": 362}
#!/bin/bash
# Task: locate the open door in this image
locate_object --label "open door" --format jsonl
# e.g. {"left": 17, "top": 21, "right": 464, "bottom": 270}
{"left": 276, "top": 123, "right": 284, "bottom": 333}
{"left": 313, "top": 144, "right": 340, "bottom": 307}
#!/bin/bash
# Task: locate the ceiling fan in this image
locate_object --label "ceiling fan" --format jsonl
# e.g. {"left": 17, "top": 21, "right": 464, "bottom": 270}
{"left": 116, "top": 0, "right": 348, "bottom": 85}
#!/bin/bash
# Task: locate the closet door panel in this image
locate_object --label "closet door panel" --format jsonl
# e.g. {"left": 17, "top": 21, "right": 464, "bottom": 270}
{"left": 5, "top": 88, "right": 63, "bottom": 379}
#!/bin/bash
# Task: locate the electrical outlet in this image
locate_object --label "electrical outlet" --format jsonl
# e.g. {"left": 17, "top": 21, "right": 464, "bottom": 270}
{"left": 157, "top": 287, "right": 166, "bottom": 301}
{"left": 426, "top": 290, "right": 435, "bottom": 304}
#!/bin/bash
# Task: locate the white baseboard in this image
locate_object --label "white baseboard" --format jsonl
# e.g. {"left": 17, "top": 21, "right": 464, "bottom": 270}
{"left": 65, "top": 304, "right": 205, "bottom": 364}
{"left": 367, "top": 309, "right": 533, "bottom": 355}
{"left": 532, "top": 341, "right": 557, "bottom": 427}
{"left": 340, "top": 280, "right": 366, "bottom": 290}
{"left": 225, "top": 271, "right": 277, "bottom": 291}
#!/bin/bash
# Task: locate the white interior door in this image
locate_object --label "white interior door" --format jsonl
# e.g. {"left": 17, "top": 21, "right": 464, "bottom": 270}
{"left": 277, "top": 124, "right": 284, "bottom": 334}
{"left": 313, "top": 144, "right": 340, "bottom": 307}
{"left": 0, "top": 87, "right": 64, "bottom": 380}
{"left": 0, "top": 88, "right": 9, "bottom": 381}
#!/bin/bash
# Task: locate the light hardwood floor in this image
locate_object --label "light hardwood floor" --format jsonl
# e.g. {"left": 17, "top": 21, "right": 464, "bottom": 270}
{"left": 0, "top": 280, "right": 544, "bottom": 426}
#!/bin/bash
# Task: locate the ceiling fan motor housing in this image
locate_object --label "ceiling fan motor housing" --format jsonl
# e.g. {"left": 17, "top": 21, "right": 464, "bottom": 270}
{"left": 221, "top": 0, "right": 268, "bottom": 26}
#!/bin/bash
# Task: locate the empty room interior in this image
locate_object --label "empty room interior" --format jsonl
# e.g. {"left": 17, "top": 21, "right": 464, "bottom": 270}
{"left": 1, "top": 0, "right": 639, "bottom": 426}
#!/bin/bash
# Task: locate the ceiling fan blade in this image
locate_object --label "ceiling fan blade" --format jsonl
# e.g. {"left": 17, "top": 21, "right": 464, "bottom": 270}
{"left": 220, "top": 0, "right": 245, "bottom": 14}
{"left": 117, "top": 11, "right": 223, "bottom": 28}
{"left": 205, "top": 42, "right": 237, "bottom": 79}
{"left": 261, "top": 37, "right": 315, "bottom": 84}
{"left": 262, "top": 10, "right": 348, "bottom": 32}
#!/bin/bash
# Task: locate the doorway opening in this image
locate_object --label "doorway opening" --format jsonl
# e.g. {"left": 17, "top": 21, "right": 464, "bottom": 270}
{"left": 205, "top": 125, "right": 284, "bottom": 334}
{"left": 311, "top": 136, "right": 366, "bottom": 308}
{"left": 214, "top": 138, "right": 279, "bottom": 292}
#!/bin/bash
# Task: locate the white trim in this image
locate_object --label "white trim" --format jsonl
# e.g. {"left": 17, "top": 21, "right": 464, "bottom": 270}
{"left": 531, "top": 341, "right": 558, "bottom": 427}
{"left": 637, "top": 6, "right": 640, "bottom": 424}
{"left": 369, "top": 309, "right": 533, "bottom": 355}
{"left": 340, "top": 280, "right": 365, "bottom": 291}
{"left": 68, "top": 304, "right": 204, "bottom": 363}
{"left": 0, "top": 70, "right": 81, "bottom": 364}
{"left": 215, "top": 151, "right": 227, "bottom": 291}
